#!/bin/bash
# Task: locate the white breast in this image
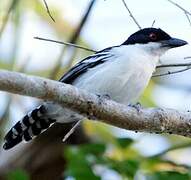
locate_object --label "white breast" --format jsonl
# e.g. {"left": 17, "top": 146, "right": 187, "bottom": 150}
{"left": 73, "top": 45, "right": 159, "bottom": 105}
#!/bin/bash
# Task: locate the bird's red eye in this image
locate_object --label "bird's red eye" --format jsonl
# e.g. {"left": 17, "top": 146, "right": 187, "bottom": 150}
{"left": 149, "top": 33, "right": 157, "bottom": 40}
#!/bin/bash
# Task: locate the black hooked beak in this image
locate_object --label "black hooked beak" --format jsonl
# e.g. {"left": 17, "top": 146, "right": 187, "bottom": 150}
{"left": 161, "top": 38, "right": 188, "bottom": 48}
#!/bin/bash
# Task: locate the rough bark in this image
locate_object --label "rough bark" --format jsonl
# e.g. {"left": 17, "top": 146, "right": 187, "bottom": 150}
{"left": 0, "top": 70, "right": 190, "bottom": 137}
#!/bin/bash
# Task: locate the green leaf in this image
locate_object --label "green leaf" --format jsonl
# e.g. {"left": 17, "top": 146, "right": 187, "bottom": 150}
{"left": 145, "top": 171, "right": 190, "bottom": 180}
{"left": 7, "top": 169, "right": 29, "bottom": 180}
{"left": 106, "top": 159, "right": 139, "bottom": 178}
{"left": 64, "top": 146, "right": 101, "bottom": 180}
{"left": 116, "top": 137, "right": 134, "bottom": 148}
{"left": 79, "top": 143, "right": 106, "bottom": 155}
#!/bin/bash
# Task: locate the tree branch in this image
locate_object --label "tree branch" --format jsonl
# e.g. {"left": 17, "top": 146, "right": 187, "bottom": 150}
{"left": 156, "top": 62, "right": 191, "bottom": 68}
{"left": 49, "top": 0, "right": 96, "bottom": 80}
{"left": 34, "top": 37, "right": 96, "bottom": 52}
{"left": 167, "top": 0, "right": 191, "bottom": 16}
{"left": 42, "top": 0, "right": 55, "bottom": 22}
{"left": 154, "top": 60, "right": 191, "bottom": 77}
{"left": 121, "top": 0, "right": 142, "bottom": 29}
{"left": 1, "top": 70, "right": 191, "bottom": 138}
{"left": 167, "top": 0, "right": 191, "bottom": 26}
{"left": 153, "top": 67, "right": 191, "bottom": 77}
{"left": 151, "top": 20, "right": 156, "bottom": 27}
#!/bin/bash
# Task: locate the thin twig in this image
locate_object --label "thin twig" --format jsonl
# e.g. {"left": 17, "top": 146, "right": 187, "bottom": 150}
{"left": 151, "top": 20, "right": 156, "bottom": 27}
{"left": 157, "top": 62, "right": 191, "bottom": 68}
{"left": 184, "top": 56, "right": 191, "bottom": 59}
{"left": 167, "top": 0, "right": 191, "bottom": 16}
{"left": 49, "top": 0, "right": 96, "bottom": 80}
{"left": 69, "top": 0, "right": 96, "bottom": 44}
{"left": 60, "top": 0, "right": 97, "bottom": 71}
{"left": 184, "top": 12, "right": 191, "bottom": 26}
{"left": 121, "top": 0, "right": 141, "bottom": 29}
{"left": 62, "top": 120, "right": 82, "bottom": 142}
{"left": 167, "top": 0, "right": 191, "bottom": 26}
{"left": 34, "top": 37, "right": 96, "bottom": 52}
{"left": 42, "top": 0, "right": 55, "bottom": 22}
{"left": 153, "top": 67, "right": 191, "bottom": 77}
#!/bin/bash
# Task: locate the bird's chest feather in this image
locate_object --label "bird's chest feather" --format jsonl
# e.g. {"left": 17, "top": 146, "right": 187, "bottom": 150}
{"left": 105, "top": 54, "right": 157, "bottom": 103}
{"left": 74, "top": 49, "right": 158, "bottom": 104}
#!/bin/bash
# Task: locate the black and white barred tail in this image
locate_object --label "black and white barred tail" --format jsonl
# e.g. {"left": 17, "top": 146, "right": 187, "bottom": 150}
{"left": 3, "top": 105, "right": 56, "bottom": 150}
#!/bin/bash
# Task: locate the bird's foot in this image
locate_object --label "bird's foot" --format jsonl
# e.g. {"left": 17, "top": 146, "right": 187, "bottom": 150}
{"left": 96, "top": 94, "right": 111, "bottom": 105}
{"left": 128, "top": 102, "right": 142, "bottom": 112}
{"left": 96, "top": 94, "right": 111, "bottom": 100}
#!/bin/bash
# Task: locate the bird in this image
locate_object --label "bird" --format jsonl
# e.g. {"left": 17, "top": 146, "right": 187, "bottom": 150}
{"left": 3, "top": 27, "right": 187, "bottom": 150}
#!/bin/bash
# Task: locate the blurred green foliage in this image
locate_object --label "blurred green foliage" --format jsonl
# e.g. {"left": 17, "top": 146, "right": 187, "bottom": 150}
{"left": 64, "top": 137, "right": 191, "bottom": 179}
{"left": 6, "top": 169, "right": 29, "bottom": 180}
{"left": 145, "top": 171, "right": 190, "bottom": 180}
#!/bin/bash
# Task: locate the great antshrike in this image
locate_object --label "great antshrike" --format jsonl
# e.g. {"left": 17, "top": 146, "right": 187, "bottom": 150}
{"left": 3, "top": 28, "right": 188, "bottom": 150}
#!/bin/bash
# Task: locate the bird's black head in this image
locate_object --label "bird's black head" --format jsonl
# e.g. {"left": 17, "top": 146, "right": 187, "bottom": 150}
{"left": 122, "top": 28, "right": 187, "bottom": 48}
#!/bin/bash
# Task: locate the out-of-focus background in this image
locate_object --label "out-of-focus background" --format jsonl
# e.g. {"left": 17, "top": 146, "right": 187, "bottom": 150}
{"left": 0, "top": 0, "right": 191, "bottom": 179}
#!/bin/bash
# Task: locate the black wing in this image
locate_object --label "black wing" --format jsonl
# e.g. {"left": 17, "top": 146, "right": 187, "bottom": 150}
{"left": 59, "top": 47, "right": 116, "bottom": 84}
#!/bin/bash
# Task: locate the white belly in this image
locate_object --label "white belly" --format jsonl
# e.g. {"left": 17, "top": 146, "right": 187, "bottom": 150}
{"left": 48, "top": 45, "right": 160, "bottom": 123}
{"left": 73, "top": 51, "right": 158, "bottom": 105}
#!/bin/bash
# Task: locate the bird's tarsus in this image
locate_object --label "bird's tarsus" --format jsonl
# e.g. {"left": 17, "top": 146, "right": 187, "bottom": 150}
{"left": 97, "top": 94, "right": 111, "bottom": 100}
{"left": 128, "top": 102, "right": 142, "bottom": 112}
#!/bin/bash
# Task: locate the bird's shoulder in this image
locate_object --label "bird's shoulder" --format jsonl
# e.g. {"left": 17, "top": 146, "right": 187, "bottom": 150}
{"left": 59, "top": 46, "right": 118, "bottom": 84}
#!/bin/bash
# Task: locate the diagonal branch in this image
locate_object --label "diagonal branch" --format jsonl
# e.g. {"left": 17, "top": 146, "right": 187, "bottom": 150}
{"left": 121, "top": 0, "right": 141, "bottom": 29}
{"left": 42, "top": 0, "right": 55, "bottom": 22}
{"left": 151, "top": 20, "right": 156, "bottom": 27}
{"left": 49, "top": 0, "right": 96, "bottom": 80}
{"left": 167, "top": 0, "right": 191, "bottom": 26}
{"left": 184, "top": 12, "right": 191, "bottom": 26}
{"left": 0, "top": 70, "right": 191, "bottom": 138}
{"left": 34, "top": 36, "right": 96, "bottom": 52}
{"left": 167, "top": 0, "right": 191, "bottom": 16}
